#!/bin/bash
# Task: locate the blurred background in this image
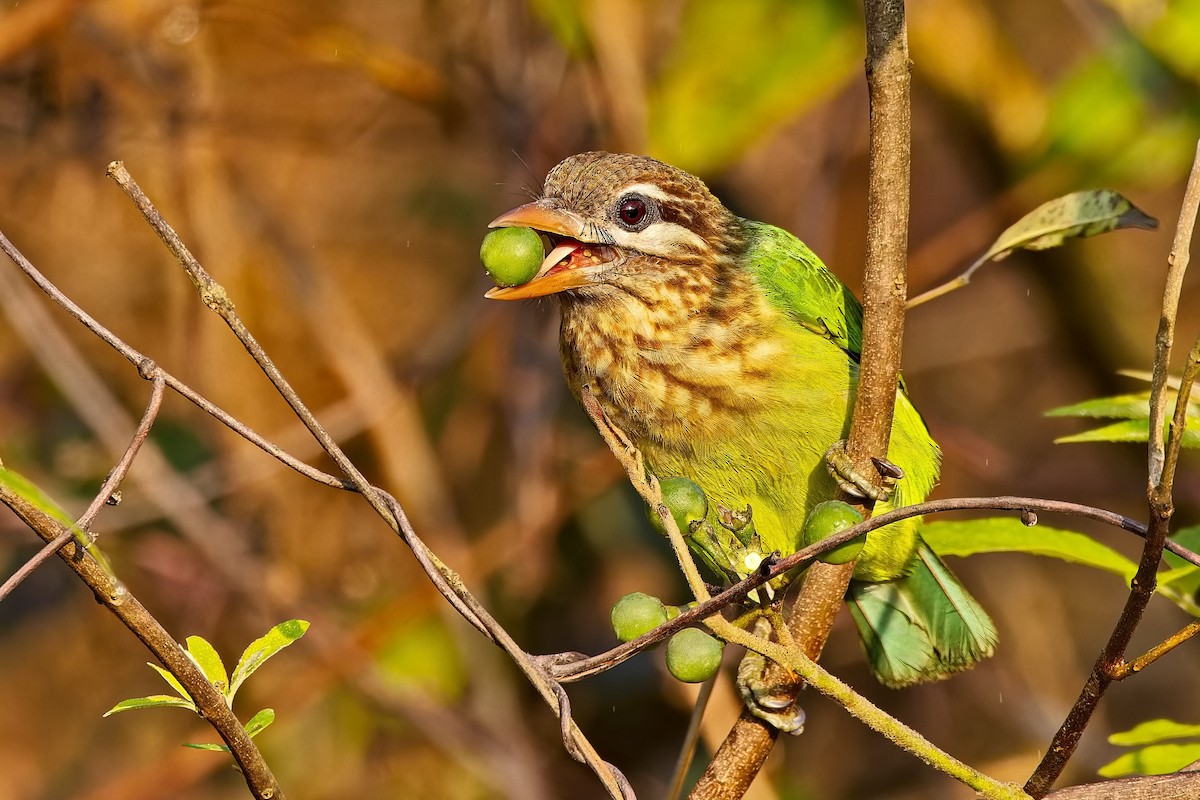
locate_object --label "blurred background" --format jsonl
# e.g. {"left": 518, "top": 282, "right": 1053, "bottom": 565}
{"left": 1, "top": 0, "right": 1199, "bottom": 798}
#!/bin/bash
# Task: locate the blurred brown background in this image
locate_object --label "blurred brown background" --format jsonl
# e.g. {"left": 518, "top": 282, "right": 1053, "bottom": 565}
{"left": 1, "top": 1, "right": 1199, "bottom": 798}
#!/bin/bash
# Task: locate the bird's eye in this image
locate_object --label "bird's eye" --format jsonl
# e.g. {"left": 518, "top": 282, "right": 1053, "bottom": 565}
{"left": 615, "top": 195, "right": 652, "bottom": 231}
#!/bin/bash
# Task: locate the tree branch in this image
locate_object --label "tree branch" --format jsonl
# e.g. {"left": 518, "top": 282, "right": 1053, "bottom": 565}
{"left": 689, "top": 2, "right": 913, "bottom": 797}
{"left": 1024, "top": 138, "right": 1200, "bottom": 797}
{"left": 0, "top": 482, "right": 283, "bottom": 799}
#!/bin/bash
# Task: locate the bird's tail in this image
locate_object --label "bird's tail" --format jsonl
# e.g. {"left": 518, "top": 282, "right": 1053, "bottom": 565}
{"left": 846, "top": 540, "right": 997, "bottom": 689}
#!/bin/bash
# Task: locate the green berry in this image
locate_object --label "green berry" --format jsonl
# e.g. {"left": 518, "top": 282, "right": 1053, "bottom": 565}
{"left": 610, "top": 592, "right": 668, "bottom": 642}
{"left": 665, "top": 628, "right": 723, "bottom": 683}
{"left": 480, "top": 227, "right": 544, "bottom": 287}
{"left": 648, "top": 476, "right": 708, "bottom": 536}
{"left": 802, "top": 500, "right": 866, "bottom": 564}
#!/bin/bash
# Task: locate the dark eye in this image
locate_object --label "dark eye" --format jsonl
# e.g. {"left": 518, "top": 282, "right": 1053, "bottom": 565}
{"left": 615, "top": 194, "right": 652, "bottom": 231}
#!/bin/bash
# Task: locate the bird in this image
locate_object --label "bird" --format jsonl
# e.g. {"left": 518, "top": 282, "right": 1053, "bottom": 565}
{"left": 485, "top": 151, "right": 996, "bottom": 693}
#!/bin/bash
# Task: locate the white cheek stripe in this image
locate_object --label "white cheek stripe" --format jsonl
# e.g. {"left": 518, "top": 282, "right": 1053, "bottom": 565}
{"left": 615, "top": 221, "right": 707, "bottom": 255}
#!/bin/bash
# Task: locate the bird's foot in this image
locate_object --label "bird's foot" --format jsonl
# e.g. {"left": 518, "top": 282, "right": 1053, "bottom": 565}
{"left": 824, "top": 440, "right": 902, "bottom": 502}
{"left": 736, "top": 619, "right": 805, "bottom": 734}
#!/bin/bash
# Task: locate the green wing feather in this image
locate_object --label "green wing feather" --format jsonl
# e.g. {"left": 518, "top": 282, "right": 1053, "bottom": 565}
{"left": 741, "top": 219, "right": 863, "bottom": 360}
{"left": 848, "top": 541, "right": 997, "bottom": 688}
{"left": 739, "top": 221, "right": 994, "bottom": 688}
{"left": 846, "top": 580, "right": 938, "bottom": 689}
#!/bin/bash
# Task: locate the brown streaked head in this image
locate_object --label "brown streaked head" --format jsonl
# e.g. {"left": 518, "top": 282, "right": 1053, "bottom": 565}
{"left": 485, "top": 152, "right": 744, "bottom": 301}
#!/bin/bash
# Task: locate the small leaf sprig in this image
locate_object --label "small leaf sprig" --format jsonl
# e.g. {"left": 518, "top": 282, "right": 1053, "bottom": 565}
{"left": 105, "top": 620, "right": 309, "bottom": 753}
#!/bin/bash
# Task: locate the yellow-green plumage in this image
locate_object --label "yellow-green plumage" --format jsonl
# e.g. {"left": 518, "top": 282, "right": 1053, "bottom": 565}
{"left": 490, "top": 151, "right": 995, "bottom": 688}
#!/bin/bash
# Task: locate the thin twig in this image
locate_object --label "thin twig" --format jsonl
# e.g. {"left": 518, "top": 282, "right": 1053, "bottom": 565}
{"left": 906, "top": 251, "right": 990, "bottom": 309}
{"left": 691, "top": 4, "right": 913, "bottom": 795}
{"left": 0, "top": 483, "right": 283, "bottom": 800}
{"left": 1147, "top": 139, "right": 1200, "bottom": 486}
{"left": 667, "top": 676, "right": 717, "bottom": 800}
{"left": 0, "top": 530, "right": 72, "bottom": 602}
{"left": 0, "top": 226, "right": 565, "bottom": 796}
{"left": 547, "top": 493, "right": 1181, "bottom": 683}
{"left": 0, "top": 374, "right": 164, "bottom": 603}
{"left": 1111, "top": 619, "right": 1200, "bottom": 680}
{"left": 580, "top": 387, "right": 711, "bottom": 602}
{"left": 104, "top": 163, "right": 633, "bottom": 799}
{"left": 76, "top": 373, "right": 165, "bottom": 531}
{"left": 0, "top": 230, "right": 352, "bottom": 490}
{"left": 702, "top": 617, "right": 1027, "bottom": 800}
{"left": 1024, "top": 138, "right": 1200, "bottom": 798}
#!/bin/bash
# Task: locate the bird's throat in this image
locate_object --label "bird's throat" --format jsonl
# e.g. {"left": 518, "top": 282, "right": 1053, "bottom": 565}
{"left": 558, "top": 263, "right": 783, "bottom": 449}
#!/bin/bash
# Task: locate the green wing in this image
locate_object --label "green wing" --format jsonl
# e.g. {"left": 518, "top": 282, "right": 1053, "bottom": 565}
{"left": 742, "top": 219, "right": 863, "bottom": 360}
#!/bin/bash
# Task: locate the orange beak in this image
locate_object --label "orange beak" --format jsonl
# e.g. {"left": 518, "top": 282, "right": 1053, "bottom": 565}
{"left": 484, "top": 202, "right": 613, "bottom": 300}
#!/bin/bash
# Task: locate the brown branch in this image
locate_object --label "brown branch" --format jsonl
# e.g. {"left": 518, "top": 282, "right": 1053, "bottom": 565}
{"left": 0, "top": 230, "right": 552, "bottom": 797}
{"left": 1112, "top": 618, "right": 1200, "bottom": 680}
{"left": 103, "top": 163, "right": 633, "bottom": 799}
{"left": 548, "top": 493, "right": 1183, "bottom": 684}
{"left": 690, "top": 2, "right": 913, "bottom": 796}
{"left": 1042, "top": 771, "right": 1200, "bottom": 800}
{"left": 1024, "top": 139, "right": 1200, "bottom": 798}
{"left": 0, "top": 374, "right": 164, "bottom": 603}
{"left": 0, "top": 483, "right": 283, "bottom": 799}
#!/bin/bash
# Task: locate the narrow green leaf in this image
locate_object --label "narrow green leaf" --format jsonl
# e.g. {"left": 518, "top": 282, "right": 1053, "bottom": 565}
{"left": 103, "top": 695, "right": 197, "bottom": 716}
{"left": 1098, "top": 742, "right": 1200, "bottom": 777}
{"left": 0, "top": 467, "right": 77, "bottom": 528}
{"left": 1046, "top": 390, "right": 1200, "bottom": 424}
{"left": 183, "top": 742, "right": 231, "bottom": 752}
{"left": 923, "top": 518, "right": 1138, "bottom": 579}
{"left": 244, "top": 708, "right": 275, "bottom": 738}
{"left": 925, "top": 518, "right": 1200, "bottom": 615}
{"left": 1110, "top": 719, "right": 1200, "bottom": 746}
{"left": 186, "top": 636, "right": 228, "bottom": 694}
{"left": 0, "top": 467, "right": 123, "bottom": 588}
{"left": 228, "top": 620, "right": 309, "bottom": 701}
{"left": 148, "top": 663, "right": 195, "bottom": 706}
{"left": 983, "top": 190, "right": 1157, "bottom": 263}
{"left": 1046, "top": 392, "right": 1156, "bottom": 420}
{"left": 1054, "top": 418, "right": 1200, "bottom": 447}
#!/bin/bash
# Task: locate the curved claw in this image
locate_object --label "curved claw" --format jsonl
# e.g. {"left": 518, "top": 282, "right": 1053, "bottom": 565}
{"left": 825, "top": 441, "right": 899, "bottom": 502}
{"left": 734, "top": 620, "right": 807, "bottom": 735}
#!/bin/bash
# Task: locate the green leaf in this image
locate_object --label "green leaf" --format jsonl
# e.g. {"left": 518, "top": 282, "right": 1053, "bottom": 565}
{"left": 1046, "top": 392, "right": 1158, "bottom": 420}
{"left": 0, "top": 467, "right": 77, "bottom": 529}
{"left": 229, "top": 620, "right": 309, "bottom": 701}
{"left": 1110, "top": 719, "right": 1200, "bottom": 746}
{"left": 0, "top": 467, "right": 122, "bottom": 587}
{"left": 924, "top": 518, "right": 1200, "bottom": 616}
{"left": 148, "top": 663, "right": 195, "bottom": 706}
{"left": 103, "top": 695, "right": 198, "bottom": 716}
{"left": 1046, "top": 389, "right": 1200, "bottom": 424}
{"left": 186, "top": 636, "right": 228, "bottom": 695}
{"left": 1098, "top": 742, "right": 1200, "bottom": 778}
{"left": 181, "top": 709, "right": 274, "bottom": 751}
{"left": 923, "top": 518, "right": 1138, "bottom": 580}
{"left": 1054, "top": 418, "right": 1200, "bottom": 448}
{"left": 244, "top": 708, "right": 275, "bottom": 738}
{"left": 982, "top": 190, "right": 1157, "bottom": 263}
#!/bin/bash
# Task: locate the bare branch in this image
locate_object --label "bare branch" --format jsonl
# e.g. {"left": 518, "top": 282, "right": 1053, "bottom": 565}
{"left": 104, "top": 164, "right": 633, "bottom": 798}
{"left": 691, "top": 3, "right": 913, "bottom": 794}
{"left": 1025, "top": 138, "right": 1200, "bottom": 798}
{"left": 0, "top": 483, "right": 283, "bottom": 799}
{"left": 0, "top": 374, "right": 164, "bottom": 603}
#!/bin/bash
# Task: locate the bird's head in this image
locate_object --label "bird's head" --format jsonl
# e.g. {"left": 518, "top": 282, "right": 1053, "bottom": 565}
{"left": 485, "top": 152, "right": 744, "bottom": 301}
